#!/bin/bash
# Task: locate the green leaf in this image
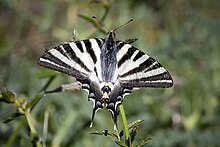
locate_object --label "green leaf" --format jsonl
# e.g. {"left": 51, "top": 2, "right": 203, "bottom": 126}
{"left": 118, "top": 120, "right": 144, "bottom": 142}
{"left": 136, "top": 138, "right": 151, "bottom": 147}
{"left": 27, "top": 92, "right": 45, "bottom": 111}
{"left": 130, "top": 126, "right": 138, "bottom": 143}
{"left": 125, "top": 38, "right": 138, "bottom": 44}
{"left": 128, "top": 119, "right": 144, "bottom": 130}
{"left": 36, "top": 68, "right": 58, "bottom": 79}
{"left": 0, "top": 89, "right": 17, "bottom": 104}
{"left": 90, "top": 130, "right": 118, "bottom": 139}
{"left": 1, "top": 110, "right": 21, "bottom": 123}
{"left": 39, "top": 75, "right": 56, "bottom": 92}
{"left": 115, "top": 140, "right": 127, "bottom": 147}
{"left": 78, "top": 13, "right": 95, "bottom": 24}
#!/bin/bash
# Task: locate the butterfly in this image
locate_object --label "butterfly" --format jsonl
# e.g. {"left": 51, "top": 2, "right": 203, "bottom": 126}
{"left": 38, "top": 20, "right": 173, "bottom": 129}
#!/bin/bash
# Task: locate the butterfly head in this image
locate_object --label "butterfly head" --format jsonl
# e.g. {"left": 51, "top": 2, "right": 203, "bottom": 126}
{"left": 105, "top": 30, "right": 117, "bottom": 47}
{"left": 107, "top": 30, "right": 116, "bottom": 38}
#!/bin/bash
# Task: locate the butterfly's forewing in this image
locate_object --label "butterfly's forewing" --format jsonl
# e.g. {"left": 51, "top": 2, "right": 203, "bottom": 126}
{"left": 117, "top": 42, "right": 173, "bottom": 88}
{"left": 38, "top": 38, "right": 103, "bottom": 80}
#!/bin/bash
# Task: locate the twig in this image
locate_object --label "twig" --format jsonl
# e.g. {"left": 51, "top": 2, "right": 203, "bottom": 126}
{"left": 45, "top": 82, "right": 81, "bottom": 93}
{"left": 119, "top": 105, "right": 131, "bottom": 146}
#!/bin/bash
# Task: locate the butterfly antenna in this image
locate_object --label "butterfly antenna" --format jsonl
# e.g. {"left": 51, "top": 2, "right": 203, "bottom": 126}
{"left": 113, "top": 19, "right": 133, "bottom": 31}
{"left": 92, "top": 16, "right": 110, "bottom": 32}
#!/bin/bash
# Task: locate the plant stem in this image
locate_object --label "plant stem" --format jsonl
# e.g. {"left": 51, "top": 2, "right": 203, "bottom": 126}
{"left": 119, "top": 105, "right": 131, "bottom": 146}
{"left": 25, "top": 111, "right": 42, "bottom": 147}
{"left": 25, "top": 111, "right": 37, "bottom": 134}
{"left": 115, "top": 124, "right": 121, "bottom": 141}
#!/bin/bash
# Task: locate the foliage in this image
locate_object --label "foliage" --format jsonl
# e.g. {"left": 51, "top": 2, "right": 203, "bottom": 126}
{"left": 1, "top": 0, "right": 220, "bottom": 146}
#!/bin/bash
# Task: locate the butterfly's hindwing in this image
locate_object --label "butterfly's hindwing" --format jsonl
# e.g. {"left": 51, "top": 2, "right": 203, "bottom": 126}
{"left": 107, "top": 83, "right": 133, "bottom": 122}
{"left": 78, "top": 79, "right": 103, "bottom": 127}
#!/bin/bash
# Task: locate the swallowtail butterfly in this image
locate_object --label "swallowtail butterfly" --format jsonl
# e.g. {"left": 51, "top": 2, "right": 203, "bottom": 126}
{"left": 38, "top": 19, "right": 173, "bottom": 128}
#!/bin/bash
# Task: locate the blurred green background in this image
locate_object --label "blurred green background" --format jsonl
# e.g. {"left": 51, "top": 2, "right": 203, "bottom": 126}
{"left": 0, "top": 0, "right": 220, "bottom": 146}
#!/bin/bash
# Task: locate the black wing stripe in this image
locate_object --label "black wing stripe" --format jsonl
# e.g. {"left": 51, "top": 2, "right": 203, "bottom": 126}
{"left": 62, "top": 43, "right": 91, "bottom": 72}
{"left": 120, "top": 57, "right": 156, "bottom": 78}
{"left": 40, "top": 52, "right": 72, "bottom": 69}
{"left": 117, "top": 42, "right": 125, "bottom": 50}
{"left": 118, "top": 46, "right": 136, "bottom": 68}
{"left": 122, "top": 81, "right": 173, "bottom": 88}
{"left": 118, "top": 54, "right": 128, "bottom": 68}
{"left": 84, "top": 40, "right": 97, "bottom": 64}
{"left": 122, "top": 87, "right": 133, "bottom": 95}
{"left": 62, "top": 43, "right": 76, "bottom": 59}
{"left": 55, "top": 46, "right": 70, "bottom": 59}
{"left": 38, "top": 54, "right": 87, "bottom": 79}
{"left": 120, "top": 70, "right": 173, "bottom": 88}
{"left": 133, "top": 50, "right": 145, "bottom": 61}
{"left": 144, "top": 62, "right": 163, "bottom": 73}
{"left": 94, "top": 67, "right": 99, "bottom": 78}
{"left": 75, "top": 41, "right": 84, "bottom": 53}
{"left": 95, "top": 38, "right": 103, "bottom": 47}
{"left": 126, "top": 47, "right": 137, "bottom": 59}
{"left": 139, "top": 72, "right": 171, "bottom": 81}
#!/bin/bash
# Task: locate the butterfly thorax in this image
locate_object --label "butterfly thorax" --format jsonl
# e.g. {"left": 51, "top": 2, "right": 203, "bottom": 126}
{"left": 100, "top": 31, "right": 118, "bottom": 82}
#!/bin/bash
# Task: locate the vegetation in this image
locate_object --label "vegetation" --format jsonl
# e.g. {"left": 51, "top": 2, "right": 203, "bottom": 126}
{"left": 1, "top": 0, "right": 220, "bottom": 146}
